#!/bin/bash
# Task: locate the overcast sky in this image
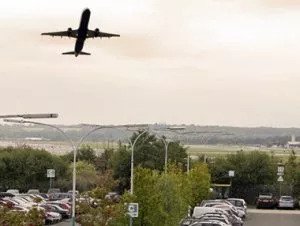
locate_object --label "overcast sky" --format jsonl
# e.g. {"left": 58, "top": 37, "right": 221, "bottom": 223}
{"left": 1, "top": 0, "right": 300, "bottom": 127}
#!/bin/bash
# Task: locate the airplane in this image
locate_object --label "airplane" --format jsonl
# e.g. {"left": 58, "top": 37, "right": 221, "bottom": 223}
{"left": 41, "top": 8, "right": 120, "bottom": 56}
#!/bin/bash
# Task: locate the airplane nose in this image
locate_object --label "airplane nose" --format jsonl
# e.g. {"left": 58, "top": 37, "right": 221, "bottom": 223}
{"left": 83, "top": 8, "right": 91, "bottom": 15}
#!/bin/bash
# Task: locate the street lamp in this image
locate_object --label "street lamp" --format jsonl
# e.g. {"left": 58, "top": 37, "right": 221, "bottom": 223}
{"left": 161, "top": 137, "right": 171, "bottom": 174}
{"left": 125, "top": 129, "right": 148, "bottom": 226}
{"left": 3, "top": 119, "right": 147, "bottom": 226}
{"left": 127, "top": 130, "right": 148, "bottom": 195}
{"left": 152, "top": 126, "right": 186, "bottom": 173}
{"left": 0, "top": 113, "right": 58, "bottom": 119}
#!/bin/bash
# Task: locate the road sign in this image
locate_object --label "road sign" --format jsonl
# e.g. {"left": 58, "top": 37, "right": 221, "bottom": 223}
{"left": 229, "top": 170, "right": 235, "bottom": 177}
{"left": 127, "top": 203, "right": 139, "bottom": 218}
{"left": 277, "top": 176, "right": 284, "bottom": 182}
{"left": 277, "top": 166, "right": 284, "bottom": 174}
{"left": 47, "top": 169, "right": 55, "bottom": 178}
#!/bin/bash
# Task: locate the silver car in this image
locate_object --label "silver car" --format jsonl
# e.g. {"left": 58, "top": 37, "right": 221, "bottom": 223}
{"left": 278, "top": 196, "right": 295, "bottom": 209}
{"left": 227, "top": 198, "right": 247, "bottom": 217}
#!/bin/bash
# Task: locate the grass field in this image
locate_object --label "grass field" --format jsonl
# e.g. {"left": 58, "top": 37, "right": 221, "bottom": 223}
{"left": 186, "top": 144, "right": 300, "bottom": 159}
{"left": 1, "top": 140, "right": 299, "bottom": 160}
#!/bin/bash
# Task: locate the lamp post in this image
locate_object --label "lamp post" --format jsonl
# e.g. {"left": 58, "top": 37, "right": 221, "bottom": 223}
{"left": 187, "top": 154, "right": 190, "bottom": 174}
{"left": 3, "top": 119, "right": 147, "bottom": 226}
{"left": 277, "top": 162, "right": 285, "bottom": 197}
{"left": 152, "top": 126, "right": 186, "bottom": 174}
{"left": 161, "top": 137, "right": 171, "bottom": 174}
{"left": 123, "top": 129, "right": 148, "bottom": 226}
{"left": 128, "top": 130, "right": 148, "bottom": 195}
{"left": 0, "top": 113, "right": 58, "bottom": 119}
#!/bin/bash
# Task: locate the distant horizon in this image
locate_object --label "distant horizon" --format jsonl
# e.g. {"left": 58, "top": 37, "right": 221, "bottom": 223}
{"left": 3, "top": 121, "right": 300, "bottom": 130}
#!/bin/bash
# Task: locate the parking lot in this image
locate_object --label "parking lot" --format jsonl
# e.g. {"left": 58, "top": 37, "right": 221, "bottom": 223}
{"left": 245, "top": 209, "right": 300, "bottom": 226}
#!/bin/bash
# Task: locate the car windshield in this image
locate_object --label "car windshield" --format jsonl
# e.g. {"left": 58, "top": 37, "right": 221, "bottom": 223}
{"left": 228, "top": 200, "right": 243, "bottom": 207}
{"left": 281, "top": 196, "right": 293, "bottom": 201}
{"left": 259, "top": 195, "right": 272, "bottom": 199}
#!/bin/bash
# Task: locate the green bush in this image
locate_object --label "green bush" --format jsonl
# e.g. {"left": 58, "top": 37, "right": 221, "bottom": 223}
{"left": 0, "top": 207, "right": 44, "bottom": 226}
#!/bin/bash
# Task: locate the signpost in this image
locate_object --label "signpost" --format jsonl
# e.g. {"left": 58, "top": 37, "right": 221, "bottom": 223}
{"left": 277, "top": 166, "right": 284, "bottom": 176}
{"left": 228, "top": 170, "right": 235, "bottom": 198}
{"left": 47, "top": 169, "right": 55, "bottom": 189}
{"left": 229, "top": 170, "right": 235, "bottom": 178}
{"left": 128, "top": 203, "right": 138, "bottom": 226}
{"left": 277, "top": 176, "right": 284, "bottom": 182}
{"left": 277, "top": 164, "right": 285, "bottom": 196}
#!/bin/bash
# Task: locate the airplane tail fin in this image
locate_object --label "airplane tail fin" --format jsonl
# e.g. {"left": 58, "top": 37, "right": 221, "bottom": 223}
{"left": 62, "top": 51, "right": 91, "bottom": 56}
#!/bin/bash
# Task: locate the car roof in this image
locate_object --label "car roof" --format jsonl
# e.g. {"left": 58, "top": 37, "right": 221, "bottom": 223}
{"left": 191, "top": 220, "right": 228, "bottom": 226}
{"left": 227, "top": 198, "right": 246, "bottom": 202}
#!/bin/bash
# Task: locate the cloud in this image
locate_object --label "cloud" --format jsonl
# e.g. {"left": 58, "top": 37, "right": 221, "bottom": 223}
{"left": 90, "top": 35, "right": 165, "bottom": 59}
{"left": 262, "top": 0, "right": 300, "bottom": 8}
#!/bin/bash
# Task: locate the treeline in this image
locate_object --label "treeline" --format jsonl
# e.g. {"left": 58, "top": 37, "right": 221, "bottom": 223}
{"left": 0, "top": 131, "right": 190, "bottom": 193}
{"left": 209, "top": 150, "right": 300, "bottom": 204}
{"left": 0, "top": 146, "right": 69, "bottom": 192}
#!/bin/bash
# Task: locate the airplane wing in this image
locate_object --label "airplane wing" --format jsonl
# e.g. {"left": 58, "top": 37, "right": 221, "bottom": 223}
{"left": 41, "top": 29, "right": 78, "bottom": 38}
{"left": 87, "top": 29, "right": 120, "bottom": 38}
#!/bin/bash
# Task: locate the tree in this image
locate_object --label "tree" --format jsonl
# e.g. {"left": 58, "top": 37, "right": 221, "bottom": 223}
{"left": 75, "top": 161, "right": 98, "bottom": 192}
{"left": 61, "top": 145, "right": 97, "bottom": 165}
{"left": 95, "top": 148, "right": 114, "bottom": 172}
{"left": 0, "top": 207, "right": 44, "bottom": 226}
{"left": 0, "top": 146, "right": 68, "bottom": 192}
{"left": 88, "top": 170, "right": 118, "bottom": 200}
{"left": 111, "top": 143, "right": 131, "bottom": 192}
{"left": 187, "top": 163, "right": 211, "bottom": 207}
{"left": 112, "top": 131, "right": 187, "bottom": 192}
{"left": 285, "top": 150, "right": 297, "bottom": 193}
{"left": 133, "top": 167, "right": 164, "bottom": 226}
{"left": 294, "top": 167, "right": 300, "bottom": 197}
{"left": 209, "top": 151, "right": 278, "bottom": 203}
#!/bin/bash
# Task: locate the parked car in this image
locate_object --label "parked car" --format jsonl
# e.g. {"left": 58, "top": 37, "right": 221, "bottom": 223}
{"left": 202, "top": 201, "right": 245, "bottom": 219}
{"left": 0, "top": 192, "right": 15, "bottom": 198}
{"left": 197, "top": 215, "right": 231, "bottom": 225}
{"left": 227, "top": 198, "right": 247, "bottom": 217}
{"left": 6, "top": 189, "right": 19, "bottom": 195}
{"left": 44, "top": 211, "right": 62, "bottom": 224}
{"left": 27, "top": 189, "right": 40, "bottom": 194}
{"left": 212, "top": 204, "right": 243, "bottom": 226}
{"left": 193, "top": 207, "right": 223, "bottom": 218}
{"left": 256, "top": 194, "right": 277, "bottom": 209}
{"left": 190, "top": 220, "right": 231, "bottom": 226}
{"left": 105, "top": 192, "right": 121, "bottom": 203}
{"left": 67, "top": 190, "right": 79, "bottom": 195}
{"left": 47, "top": 188, "right": 61, "bottom": 194}
{"left": 278, "top": 196, "right": 295, "bottom": 209}
{"left": 180, "top": 216, "right": 196, "bottom": 226}
{"left": 48, "top": 192, "right": 72, "bottom": 201}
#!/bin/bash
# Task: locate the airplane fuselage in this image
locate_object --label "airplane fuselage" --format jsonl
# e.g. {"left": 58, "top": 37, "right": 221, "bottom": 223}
{"left": 42, "top": 8, "right": 119, "bottom": 56}
{"left": 75, "top": 9, "right": 90, "bottom": 56}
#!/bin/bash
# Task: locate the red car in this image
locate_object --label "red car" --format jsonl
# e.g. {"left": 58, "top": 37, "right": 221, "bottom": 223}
{"left": 256, "top": 194, "right": 277, "bottom": 209}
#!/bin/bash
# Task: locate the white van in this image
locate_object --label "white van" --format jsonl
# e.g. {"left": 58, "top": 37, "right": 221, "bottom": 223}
{"left": 192, "top": 207, "right": 225, "bottom": 218}
{"left": 6, "top": 189, "right": 20, "bottom": 194}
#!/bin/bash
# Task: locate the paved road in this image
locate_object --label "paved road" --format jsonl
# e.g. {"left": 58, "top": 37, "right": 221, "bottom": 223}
{"left": 245, "top": 209, "right": 300, "bottom": 226}
{"left": 53, "top": 219, "right": 80, "bottom": 226}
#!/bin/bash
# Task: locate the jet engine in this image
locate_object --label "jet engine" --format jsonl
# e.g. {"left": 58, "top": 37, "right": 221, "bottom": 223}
{"left": 94, "top": 28, "right": 100, "bottom": 37}
{"left": 67, "top": 28, "right": 72, "bottom": 37}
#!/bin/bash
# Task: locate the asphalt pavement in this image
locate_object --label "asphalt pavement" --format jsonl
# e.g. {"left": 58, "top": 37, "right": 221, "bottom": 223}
{"left": 245, "top": 209, "right": 300, "bottom": 226}
{"left": 53, "top": 219, "right": 80, "bottom": 226}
